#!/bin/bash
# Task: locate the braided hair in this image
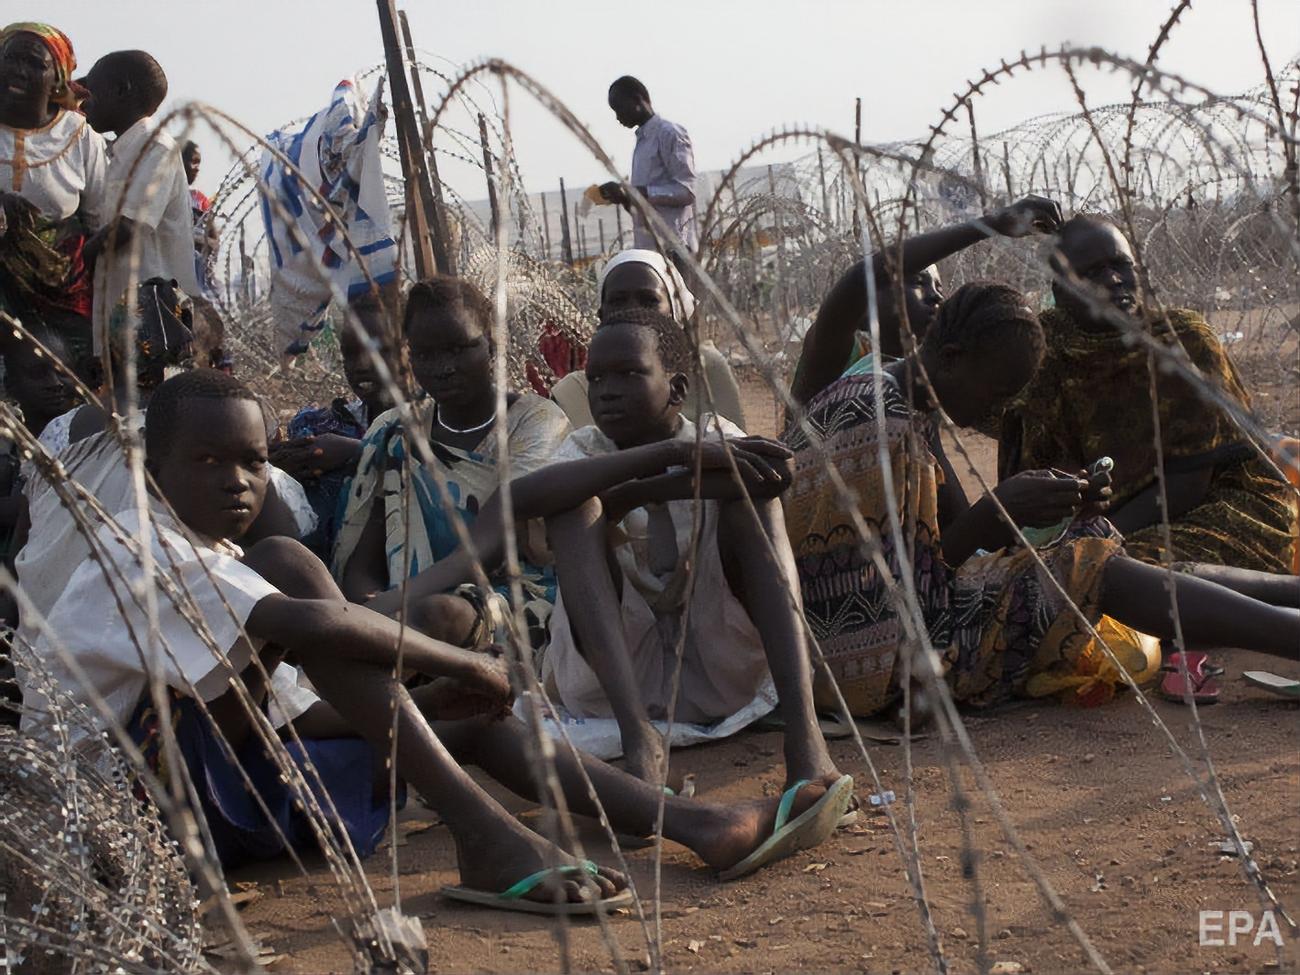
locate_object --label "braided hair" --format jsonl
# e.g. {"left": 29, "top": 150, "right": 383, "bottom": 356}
{"left": 597, "top": 307, "right": 694, "bottom": 374}
{"left": 921, "top": 281, "right": 1044, "bottom": 365}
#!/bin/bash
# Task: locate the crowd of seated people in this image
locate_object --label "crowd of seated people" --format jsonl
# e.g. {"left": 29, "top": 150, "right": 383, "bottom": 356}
{"left": 3, "top": 19, "right": 1297, "bottom": 918}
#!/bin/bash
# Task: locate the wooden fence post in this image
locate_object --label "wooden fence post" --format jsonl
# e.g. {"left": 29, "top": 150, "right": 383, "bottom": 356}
{"left": 397, "top": 9, "right": 453, "bottom": 274}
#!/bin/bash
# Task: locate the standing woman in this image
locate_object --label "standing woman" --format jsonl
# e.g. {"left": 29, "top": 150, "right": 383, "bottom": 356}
{"left": 0, "top": 23, "right": 107, "bottom": 377}
{"left": 334, "top": 277, "right": 571, "bottom": 648}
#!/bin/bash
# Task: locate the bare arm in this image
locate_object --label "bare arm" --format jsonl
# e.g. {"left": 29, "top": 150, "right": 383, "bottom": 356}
{"left": 789, "top": 196, "right": 1063, "bottom": 407}
{"left": 246, "top": 594, "right": 499, "bottom": 691}
{"left": 789, "top": 223, "right": 988, "bottom": 407}
{"left": 338, "top": 499, "right": 391, "bottom": 601}
{"left": 1107, "top": 466, "right": 1213, "bottom": 535}
{"left": 509, "top": 440, "right": 684, "bottom": 520}
{"left": 939, "top": 470, "right": 1098, "bottom": 567}
{"left": 509, "top": 435, "right": 794, "bottom": 523}
{"left": 361, "top": 494, "right": 512, "bottom": 613}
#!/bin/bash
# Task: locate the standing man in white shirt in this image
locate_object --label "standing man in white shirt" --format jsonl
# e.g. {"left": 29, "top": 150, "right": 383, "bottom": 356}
{"left": 601, "top": 75, "right": 698, "bottom": 264}
{"left": 79, "top": 50, "right": 204, "bottom": 360}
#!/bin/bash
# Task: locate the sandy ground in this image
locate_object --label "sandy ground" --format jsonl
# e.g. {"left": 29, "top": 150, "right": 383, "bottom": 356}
{"left": 220, "top": 420, "right": 1300, "bottom": 974}
{"left": 228, "top": 676, "right": 1300, "bottom": 974}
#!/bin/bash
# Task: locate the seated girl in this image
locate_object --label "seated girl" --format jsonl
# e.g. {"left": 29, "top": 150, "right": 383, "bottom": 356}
{"left": 783, "top": 283, "right": 1298, "bottom": 719}
{"left": 20, "top": 368, "right": 853, "bottom": 902}
{"left": 334, "top": 277, "right": 571, "bottom": 649}
{"left": 550, "top": 249, "right": 746, "bottom": 429}
{"left": 505, "top": 308, "right": 847, "bottom": 796}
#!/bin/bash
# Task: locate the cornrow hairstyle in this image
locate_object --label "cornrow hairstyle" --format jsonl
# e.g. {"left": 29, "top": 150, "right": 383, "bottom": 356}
{"left": 609, "top": 75, "right": 650, "bottom": 101}
{"left": 598, "top": 307, "right": 694, "bottom": 374}
{"left": 97, "top": 50, "right": 168, "bottom": 114}
{"left": 921, "top": 281, "right": 1044, "bottom": 364}
{"left": 145, "top": 369, "right": 259, "bottom": 462}
{"left": 402, "top": 276, "right": 495, "bottom": 341}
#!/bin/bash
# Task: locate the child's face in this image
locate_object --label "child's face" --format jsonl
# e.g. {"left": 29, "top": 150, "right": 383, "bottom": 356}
{"left": 339, "top": 324, "right": 396, "bottom": 413}
{"left": 7, "top": 343, "right": 75, "bottom": 427}
{"left": 406, "top": 306, "right": 491, "bottom": 408}
{"left": 153, "top": 398, "right": 270, "bottom": 541}
{"left": 585, "top": 325, "right": 685, "bottom": 448}
{"left": 599, "top": 263, "right": 673, "bottom": 323}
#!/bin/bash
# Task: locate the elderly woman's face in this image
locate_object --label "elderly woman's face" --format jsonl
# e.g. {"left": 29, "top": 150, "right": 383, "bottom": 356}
{"left": 600, "top": 263, "right": 674, "bottom": 323}
{"left": 0, "top": 34, "right": 57, "bottom": 108}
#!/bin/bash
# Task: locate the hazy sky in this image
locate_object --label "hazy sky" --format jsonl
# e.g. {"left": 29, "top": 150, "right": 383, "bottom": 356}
{"left": 35, "top": 0, "right": 1300, "bottom": 199}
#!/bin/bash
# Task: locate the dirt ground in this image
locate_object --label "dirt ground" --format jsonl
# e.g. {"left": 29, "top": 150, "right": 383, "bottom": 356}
{"left": 223, "top": 420, "right": 1300, "bottom": 975}
{"left": 229, "top": 676, "right": 1300, "bottom": 974}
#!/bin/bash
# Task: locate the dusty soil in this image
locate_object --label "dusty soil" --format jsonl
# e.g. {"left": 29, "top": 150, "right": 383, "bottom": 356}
{"left": 229, "top": 680, "right": 1300, "bottom": 974}
{"left": 224, "top": 412, "right": 1300, "bottom": 974}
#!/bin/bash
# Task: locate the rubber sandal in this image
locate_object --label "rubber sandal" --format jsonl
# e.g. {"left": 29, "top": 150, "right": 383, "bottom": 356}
{"left": 441, "top": 860, "right": 633, "bottom": 916}
{"left": 718, "top": 775, "right": 853, "bottom": 882}
{"left": 1242, "top": 671, "right": 1300, "bottom": 700}
{"left": 1158, "top": 651, "right": 1224, "bottom": 705}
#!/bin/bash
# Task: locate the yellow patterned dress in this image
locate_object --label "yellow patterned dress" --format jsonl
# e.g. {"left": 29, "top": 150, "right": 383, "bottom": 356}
{"left": 784, "top": 372, "right": 1124, "bottom": 717}
{"left": 1000, "top": 307, "right": 1297, "bottom": 573}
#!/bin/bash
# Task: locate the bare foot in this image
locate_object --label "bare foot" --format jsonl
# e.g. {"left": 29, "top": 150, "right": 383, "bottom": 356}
{"left": 451, "top": 818, "right": 627, "bottom": 905}
{"left": 686, "top": 773, "right": 846, "bottom": 874}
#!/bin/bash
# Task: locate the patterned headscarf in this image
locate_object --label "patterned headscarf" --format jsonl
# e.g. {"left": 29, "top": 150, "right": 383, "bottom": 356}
{"left": 0, "top": 22, "right": 83, "bottom": 110}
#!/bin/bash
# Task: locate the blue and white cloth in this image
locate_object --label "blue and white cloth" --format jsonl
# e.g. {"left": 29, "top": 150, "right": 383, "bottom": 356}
{"left": 260, "top": 79, "right": 397, "bottom": 355}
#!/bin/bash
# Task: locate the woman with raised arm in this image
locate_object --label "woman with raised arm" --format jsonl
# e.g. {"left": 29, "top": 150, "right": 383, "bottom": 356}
{"left": 788, "top": 195, "right": 1062, "bottom": 408}
{"left": 785, "top": 282, "right": 1298, "bottom": 719}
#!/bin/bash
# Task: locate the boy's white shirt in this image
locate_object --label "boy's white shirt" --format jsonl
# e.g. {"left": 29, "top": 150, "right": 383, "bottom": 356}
{"left": 92, "top": 115, "right": 202, "bottom": 355}
{"left": 20, "top": 504, "right": 319, "bottom": 748}
{"left": 550, "top": 413, "right": 746, "bottom": 603}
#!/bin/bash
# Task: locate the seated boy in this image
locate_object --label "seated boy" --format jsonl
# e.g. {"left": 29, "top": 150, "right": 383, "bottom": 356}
{"left": 507, "top": 309, "right": 848, "bottom": 795}
{"left": 19, "top": 369, "right": 852, "bottom": 904}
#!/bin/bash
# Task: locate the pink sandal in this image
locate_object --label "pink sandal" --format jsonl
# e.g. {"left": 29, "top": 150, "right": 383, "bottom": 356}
{"left": 1158, "top": 651, "right": 1223, "bottom": 705}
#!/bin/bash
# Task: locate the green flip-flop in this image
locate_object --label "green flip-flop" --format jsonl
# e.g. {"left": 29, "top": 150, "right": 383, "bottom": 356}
{"left": 718, "top": 775, "right": 854, "bottom": 882}
{"left": 1243, "top": 671, "right": 1300, "bottom": 699}
{"left": 441, "top": 860, "right": 633, "bottom": 916}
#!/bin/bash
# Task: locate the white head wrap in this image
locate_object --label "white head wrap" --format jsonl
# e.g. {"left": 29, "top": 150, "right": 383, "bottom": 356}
{"left": 597, "top": 248, "right": 696, "bottom": 323}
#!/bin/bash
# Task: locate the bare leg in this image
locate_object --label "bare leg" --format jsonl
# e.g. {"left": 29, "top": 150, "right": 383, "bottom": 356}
{"left": 241, "top": 536, "right": 625, "bottom": 903}
{"left": 1102, "top": 556, "right": 1300, "bottom": 658}
{"left": 436, "top": 713, "right": 846, "bottom": 873}
{"left": 402, "top": 593, "right": 480, "bottom": 645}
{"left": 1174, "top": 563, "right": 1300, "bottom": 608}
{"left": 547, "top": 498, "right": 666, "bottom": 784}
{"left": 717, "top": 498, "right": 841, "bottom": 788}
